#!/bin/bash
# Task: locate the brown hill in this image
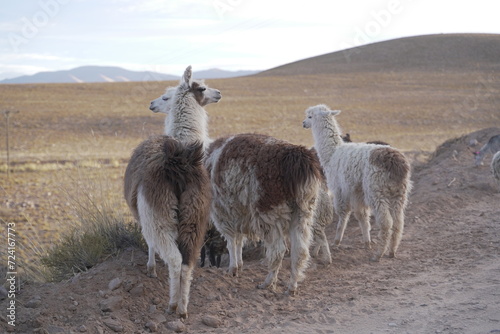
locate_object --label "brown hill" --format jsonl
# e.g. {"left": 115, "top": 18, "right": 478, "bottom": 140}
{"left": 258, "top": 33, "right": 500, "bottom": 75}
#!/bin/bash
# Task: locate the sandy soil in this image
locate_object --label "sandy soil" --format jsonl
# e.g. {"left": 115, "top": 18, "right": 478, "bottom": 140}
{"left": 1, "top": 127, "right": 499, "bottom": 334}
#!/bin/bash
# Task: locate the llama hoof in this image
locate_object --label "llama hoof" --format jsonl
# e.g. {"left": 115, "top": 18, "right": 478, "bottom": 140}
{"left": 320, "top": 257, "right": 332, "bottom": 266}
{"left": 364, "top": 242, "right": 372, "bottom": 250}
{"left": 285, "top": 289, "right": 297, "bottom": 297}
{"left": 179, "top": 313, "right": 188, "bottom": 319}
{"left": 167, "top": 304, "right": 177, "bottom": 315}
{"left": 388, "top": 252, "right": 396, "bottom": 258}
{"left": 227, "top": 267, "right": 239, "bottom": 277}
{"left": 147, "top": 268, "right": 158, "bottom": 278}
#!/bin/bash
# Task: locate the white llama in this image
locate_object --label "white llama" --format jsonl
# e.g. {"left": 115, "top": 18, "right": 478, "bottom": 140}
{"left": 303, "top": 104, "right": 412, "bottom": 261}
{"left": 123, "top": 66, "right": 217, "bottom": 318}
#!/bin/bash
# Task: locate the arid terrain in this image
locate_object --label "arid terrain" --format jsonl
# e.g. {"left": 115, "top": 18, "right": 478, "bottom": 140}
{"left": 1, "top": 34, "right": 499, "bottom": 333}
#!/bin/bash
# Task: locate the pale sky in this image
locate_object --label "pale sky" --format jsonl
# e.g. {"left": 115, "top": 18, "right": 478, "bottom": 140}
{"left": 0, "top": 0, "right": 499, "bottom": 80}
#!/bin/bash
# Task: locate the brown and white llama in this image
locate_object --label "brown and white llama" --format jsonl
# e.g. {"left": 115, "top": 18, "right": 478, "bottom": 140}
{"left": 124, "top": 66, "right": 219, "bottom": 318}
{"left": 204, "top": 133, "right": 322, "bottom": 294}
{"left": 303, "top": 104, "right": 412, "bottom": 261}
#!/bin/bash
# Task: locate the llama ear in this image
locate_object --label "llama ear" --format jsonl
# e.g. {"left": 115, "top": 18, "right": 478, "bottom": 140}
{"left": 182, "top": 65, "right": 192, "bottom": 86}
{"left": 328, "top": 109, "right": 341, "bottom": 116}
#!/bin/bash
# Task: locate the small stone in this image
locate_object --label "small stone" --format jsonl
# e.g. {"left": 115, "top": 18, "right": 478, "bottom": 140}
{"left": 202, "top": 315, "right": 221, "bottom": 328}
{"left": 25, "top": 298, "right": 42, "bottom": 308}
{"left": 129, "top": 283, "right": 144, "bottom": 297}
{"left": 77, "top": 325, "right": 87, "bottom": 332}
{"left": 145, "top": 320, "right": 158, "bottom": 332}
{"left": 388, "top": 322, "right": 398, "bottom": 327}
{"left": 103, "top": 319, "right": 124, "bottom": 332}
{"left": 148, "top": 304, "right": 157, "bottom": 313}
{"left": 108, "top": 278, "right": 122, "bottom": 291}
{"left": 166, "top": 320, "right": 186, "bottom": 333}
{"left": 99, "top": 296, "right": 123, "bottom": 312}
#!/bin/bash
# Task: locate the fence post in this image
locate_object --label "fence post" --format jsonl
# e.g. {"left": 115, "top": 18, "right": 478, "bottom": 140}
{"left": 2, "top": 110, "right": 19, "bottom": 180}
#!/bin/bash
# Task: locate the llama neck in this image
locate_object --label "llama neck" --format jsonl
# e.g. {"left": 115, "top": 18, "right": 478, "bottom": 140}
{"left": 312, "top": 115, "right": 343, "bottom": 162}
{"left": 165, "top": 95, "right": 209, "bottom": 148}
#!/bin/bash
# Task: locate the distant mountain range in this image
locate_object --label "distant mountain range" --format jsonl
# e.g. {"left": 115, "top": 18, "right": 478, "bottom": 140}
{"left": 0, "top": 66, "right": 259, "bottom": 84}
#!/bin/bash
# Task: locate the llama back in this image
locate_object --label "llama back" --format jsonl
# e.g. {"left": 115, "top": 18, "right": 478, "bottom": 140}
{"left": 209, "top": 133, "right": 321, "bottom": 213}
{"left": 124, "top": 135, "right": 210, "bottom": 234}
{"left": 328, "top": 143, "right": 410, "bottom": 189}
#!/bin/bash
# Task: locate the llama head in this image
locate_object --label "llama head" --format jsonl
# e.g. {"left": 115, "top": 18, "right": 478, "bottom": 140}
{"left": 302, "top": 104, "right": 341, "bottom": 129}
{"left": 150, "top": 87, "right": 176, "bottom": 114}
{"left": 177, "top": 65, "right": 222, "bottom": 107}
{"left": 149, "top": 66, "right": 222, "bottom": 113}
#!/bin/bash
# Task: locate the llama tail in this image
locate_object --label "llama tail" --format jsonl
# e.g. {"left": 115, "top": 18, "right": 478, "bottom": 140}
{"left": 281, "top": 146, "right": 322, "bottom": 211}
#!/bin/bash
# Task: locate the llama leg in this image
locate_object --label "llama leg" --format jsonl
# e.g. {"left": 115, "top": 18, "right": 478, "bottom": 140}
{"left": 257, "top": 236, "right": 287, "bottom": 292}
{"left": 177, "top": 264, "right": 194, "bottom": 319}
{"left": 333, "top": 194, "right": 351, "bottom": 246}
{"left": 354, "top": 208, "right": 372, "bottom": 249}
{"left": 147, "top": 245, "right": 158, "bottom": 277}
{"left": 370, "top": 205, "right": 393, "bottom": 262}
{"left": 236, "top": 234, "right": 245, "bottom": 270}
{"left": 287, "top": 213, "right": 313, "bottom": 295}
{"left": 319, "top": 230, "right": 332, "bottom": 264}
{"left": 388, "top": 202, "right": 405, "bottom": 258}
{"left": 226, "top": 236, "right": 239, "bottom": 276}
{"left": 200, "top": 246, "right": 206, "bottom": 267}
{"left": 311, "top": 227, "right": 322, "bottom": 258}
{"left": 209, "top": 245, "right": 217, "bottom": 267}
{"left": 333, "top": 209, "right": 351, "bottom": 246}
{"left": 166, "top": 254, "right": 182, "bottom": 314}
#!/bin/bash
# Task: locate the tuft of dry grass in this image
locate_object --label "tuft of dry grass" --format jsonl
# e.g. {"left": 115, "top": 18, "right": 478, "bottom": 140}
{"left": 39, "top": 170, "right": 144, "bottom": 282}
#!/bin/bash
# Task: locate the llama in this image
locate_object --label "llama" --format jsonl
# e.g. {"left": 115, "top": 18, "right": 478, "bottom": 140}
{"left": 200, "top": 226, "right": 227, "bottom": 268}
{"left": 491, "top": 151, "right": 500, "bottom": 191}
{"left": 342, "top": 133, "right": 390, "bottom": 146}
{"left": 204, "top": 133, "right": 322, "bottom": 294}
{"left": 145, "top": 67, "right": 221, "bottom": 271}
{"left": 472, "top": 135, "right": 500, "bottom": 166}
{"left": 303, "top": 104, "right": 412, "bottom": 261}
{"left": 123, "top": 66, "right": 214, "bottom": 318}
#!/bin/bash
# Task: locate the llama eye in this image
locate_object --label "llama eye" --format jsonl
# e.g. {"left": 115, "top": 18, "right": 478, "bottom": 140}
{"left": 197, "top": 87, "right": 206, "bottom": 92}
{"left": 162, "top": 96, "right": 169, "bottom": 101}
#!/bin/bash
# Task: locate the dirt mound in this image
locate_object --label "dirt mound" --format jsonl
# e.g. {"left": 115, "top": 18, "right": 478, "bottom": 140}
{"left": 2, "top": 128, "right": 500, "bottom": 334}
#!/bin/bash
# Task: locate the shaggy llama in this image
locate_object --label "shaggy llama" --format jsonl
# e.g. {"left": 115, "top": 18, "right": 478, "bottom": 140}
{"left": 204, "top": 133, "right": 322, "bottom": 294}
{"left": 472, "top": 134, "right": 500, "bottom": 166}
{"left": 303, "top": 104, "right": 412, "bottom": 261}
{"left": 123, "top": 66, "right": 217, "bottom": 318}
